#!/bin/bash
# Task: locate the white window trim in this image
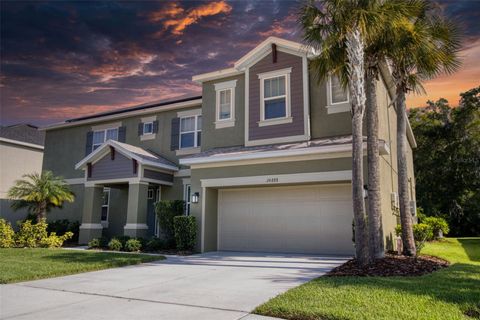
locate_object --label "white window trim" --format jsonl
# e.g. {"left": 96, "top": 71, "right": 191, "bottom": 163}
{"left": 214, "top": 80, "right": 237, "bottom": 129}
{"left": 92, "top": 127, "right": 118, "bottom": 152}
{"left": 179, "top": 114, "right": 202, "bottom": 150}
{"left": 101, "top": 187, "right": 110, "bottom": 228}
{"left": 258, "top": 68, "right": 292, "bottom": 126}
{"left": 143, "top": 121, "right": 154, "bottom": 135}
{"left": 326, "top": 75, "right": 350, "bottom": 114}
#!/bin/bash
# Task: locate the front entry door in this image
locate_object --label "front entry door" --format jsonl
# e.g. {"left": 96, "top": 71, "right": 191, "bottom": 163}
{"left": 146, "top": 187, "right": 160, "bottom": 237}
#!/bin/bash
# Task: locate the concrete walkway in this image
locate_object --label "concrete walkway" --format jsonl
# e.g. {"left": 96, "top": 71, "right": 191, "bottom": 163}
{"left": 1, "top": 251, "right": 348, "bottom": 320}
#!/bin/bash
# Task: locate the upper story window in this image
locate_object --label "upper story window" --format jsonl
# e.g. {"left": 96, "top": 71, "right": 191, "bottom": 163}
{"left": 180, "top": 115, "right": 202, "bottom": 149}
{"left": 330, "top": 75, "right": 349, "bottom": 104}
{"left": 93, "top": 128, "right": 118, "bottom": 151}
{"left": 258, "top": 68, "right": 292, "bottom": 126}
{"left": 143, "top": 122, "right": 153, "bottom": 135}
{"left": 214, "top": 80, "right": 237, "bottom": 129}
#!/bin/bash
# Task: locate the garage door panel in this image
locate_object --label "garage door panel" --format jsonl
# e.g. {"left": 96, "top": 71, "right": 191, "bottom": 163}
{"left": 218, "top": 184, "right": 354, "bottom": 255}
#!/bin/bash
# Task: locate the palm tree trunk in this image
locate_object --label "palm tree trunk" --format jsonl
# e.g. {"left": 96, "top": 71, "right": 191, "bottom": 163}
{"left": 346, "top": 28, "right": 369, "bottom": 266}
{"left": 37, "top": 201, "right": 47, "bottom": 223}
{"left": 396, "top": 88, "right": 416, "bottom": 256}
{"left": 366, "top": 69, "right": 385, "bottom": 259}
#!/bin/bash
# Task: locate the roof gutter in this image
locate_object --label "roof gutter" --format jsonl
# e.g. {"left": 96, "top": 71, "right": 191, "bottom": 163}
{"left": 0, "top": 137, "right": 44, "bottom": 150}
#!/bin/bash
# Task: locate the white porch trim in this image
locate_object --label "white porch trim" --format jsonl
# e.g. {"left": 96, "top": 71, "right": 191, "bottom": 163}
{"left": 123, "top": 223, "right": 149, "bottom": 230}
{"left": 79, "top": 223, "right": 103, "bottom": 230}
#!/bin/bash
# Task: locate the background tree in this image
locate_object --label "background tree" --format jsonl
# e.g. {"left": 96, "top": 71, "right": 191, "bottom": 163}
{"left": 385, "top": 1, "right": 462, "bottom": 255}
{"left": 8, "top": 171, "right": 75, "bottom": 222}
{"left": 409, "top": 86, "right": 480, "bottom": 236}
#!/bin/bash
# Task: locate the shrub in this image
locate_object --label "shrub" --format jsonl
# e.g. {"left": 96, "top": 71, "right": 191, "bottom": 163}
{"left": 88, "top": 238, "right": 101, "bottom": 249}
{"left": 99, "top": 236, "right": 110, "bottom": 248}
{"left": 422, "top": 216, "right": 449, "bottom": 239}
{"left": 413, "top": 223, "right": 434, "bottom": 254}
{"left": 117, "top": 235, "right": 131, "bottom": 247}
{"left": 156, "top": 200, "right": 184, "bottom": 244}
{"left": 47, "top": 219, "right": 80, "bottom": 243}
{"left": 108, "top": 238, "right": 122, "bottom": 251}
{"left": 124, "top": 238, "right": 142, "bottom": 252}
{"left": 39, "top": 232, "right": 74, "bottom": 248}
{"left": 173, "top": 215, "right": 196, "bottom": 251}
{"left": 145, "top": 237, "right": 165, "bottom": 252}
{"left": 0, "top": 219, "right": 15, "bottom": 248}
{"left": 15, "top": 219, "right": 48, "bottom": 248}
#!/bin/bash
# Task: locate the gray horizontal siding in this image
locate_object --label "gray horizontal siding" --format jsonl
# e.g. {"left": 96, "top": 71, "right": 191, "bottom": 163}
{"left": 249, "top": 51, "right": 305, "bottom": 141}
{"left": 144, "top": 169, "right": 174, "bottom": 183}
{"left": 88, "top": 153, "right": 136, "bottom": 181}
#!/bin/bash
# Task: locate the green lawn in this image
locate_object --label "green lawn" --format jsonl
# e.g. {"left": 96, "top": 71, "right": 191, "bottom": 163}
{"left": 0, "top": 248, "right": 164, "bottom": 284}
{"left": 255, "top": 238, "right": 480, "bottom": 320}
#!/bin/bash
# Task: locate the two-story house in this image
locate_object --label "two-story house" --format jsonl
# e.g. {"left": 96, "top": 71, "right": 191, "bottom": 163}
{"left": 42, "top": 37, "right": 417, "bottom": 254}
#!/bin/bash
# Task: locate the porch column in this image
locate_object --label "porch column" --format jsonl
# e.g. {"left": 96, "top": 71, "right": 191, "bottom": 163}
{"left": 78, "top": 185, "right": 104, "bottom": 244}
{"left": 124, "top": 182, "right": 149, "bottom": 238}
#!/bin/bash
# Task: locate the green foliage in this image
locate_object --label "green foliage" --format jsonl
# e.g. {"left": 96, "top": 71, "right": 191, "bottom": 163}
{"left": 108, "top": 238, "right": 122, "bottom": 251}
{"left": 173, "top": 215, "right": 196, "bottom": 251}
{"left": 124, "top": 238, "right": 142, "bottom": 252}
{"left": 145, "top": 237, "right": 166, "bottom": 252}
{"left": 39, "top": 232, "right": 73, "bottom": 248}
{"left": 422, "top": 217, "right": 450, "bottom": 239}
{"left": 155, "top": 200, "right": 185, "bottom": 244}
{"left": 116, "top": 235, "right": 131, "bottom": 247}
{"left": 47, "top": 219, "right": 80, "bottom": 243}
{"left": 88, "top": 238, "right": 101, "bottom": 249}
{"left": 15, "top": 219, "right": 48, "bottom": 248}
{"left": 409, "top": 88, "right": 480, "bottom": 236}
{"left": 0, "top": 219, "right": 15, "bottom": 248}
{"left": 395, "top": 225, "right": 402, "bottom": 237}
{"left": 7, "top": 171, "right": 75, "bottom": 222}
{"left": 395, "top": 223, "right": 434, "bottom": 254}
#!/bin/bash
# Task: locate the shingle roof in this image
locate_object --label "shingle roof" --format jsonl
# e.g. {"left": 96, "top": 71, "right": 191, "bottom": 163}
{"left": 65, "top": 95, "right": 202, "bottom": 123}
{"left": 113, "top": 141, "right": 177, "bottom": 169}
{"left": 0, "top": 124, "right": 45, "bottom": 146}
{"left": 184, "top": 135, "right": 360, "bottom": 160}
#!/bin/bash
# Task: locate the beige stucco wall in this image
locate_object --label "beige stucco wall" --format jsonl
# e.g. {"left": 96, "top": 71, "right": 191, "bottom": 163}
{"left": 0, "top": 140, "right": 44, "bottom": 225}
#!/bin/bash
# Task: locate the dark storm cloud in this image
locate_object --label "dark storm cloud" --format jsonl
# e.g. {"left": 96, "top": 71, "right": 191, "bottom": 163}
{"left": 0, "top": 0, "right": 478, "bottom": 125}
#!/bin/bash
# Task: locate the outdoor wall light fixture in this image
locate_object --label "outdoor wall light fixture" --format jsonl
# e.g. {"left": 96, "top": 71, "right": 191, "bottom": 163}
{"left": 192, "top": 192, "right": 200, "bottom": 204}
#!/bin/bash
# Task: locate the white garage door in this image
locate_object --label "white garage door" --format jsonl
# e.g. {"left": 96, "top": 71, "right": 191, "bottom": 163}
{"left": 218, "top": 184, "right": 354, "bottom": 255}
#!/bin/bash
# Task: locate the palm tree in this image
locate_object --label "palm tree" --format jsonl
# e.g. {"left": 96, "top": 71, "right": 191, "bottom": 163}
{"left": 385, "top": 1, "right": 461, "bottom": 255}
{"left": 8, "top": 171, "right": 75, "bottom": 222}
{"left": 299, "top": 0, "right": 386, "bottom": 265}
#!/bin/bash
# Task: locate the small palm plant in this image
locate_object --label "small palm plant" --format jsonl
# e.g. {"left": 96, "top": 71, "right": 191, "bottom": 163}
{"left": 8, "top": 171, "right": 75, "bottom": 222}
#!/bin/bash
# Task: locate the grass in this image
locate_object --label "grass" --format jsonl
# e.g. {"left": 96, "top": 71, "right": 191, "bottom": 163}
{"left": 0, "top": 248, "right": 164, "bottom": 284}
{"left": 255, "top": 238, "right": 480, "bottom": 320}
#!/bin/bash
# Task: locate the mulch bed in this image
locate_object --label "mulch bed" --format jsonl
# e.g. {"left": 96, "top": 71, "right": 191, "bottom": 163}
{"left": 327, "top": 254, "right": 450, "bottom": 277}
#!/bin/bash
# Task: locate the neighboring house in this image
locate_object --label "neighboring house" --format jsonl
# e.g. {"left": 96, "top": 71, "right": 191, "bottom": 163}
{"left": 42, "top": 37, "right": 417, "bottom": 254}
{"left": 0, "top": 124, "right": 45, "bottom": 227}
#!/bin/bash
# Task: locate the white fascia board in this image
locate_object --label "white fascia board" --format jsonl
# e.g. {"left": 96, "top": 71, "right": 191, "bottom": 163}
{"left": 181, "top": 141, "right": 389, "bottom": 166}
{"left": 0, "top": 137, "right": 44, "bottom": 150}
{"left": 192, "top": 68, "right": 243, "bottom": 83}
{"left": 43, "top": 98, "right": 202, "bottom": 131}
{"left": 234, "top": 37, "right": 308, "bottom": 70}
{"left": 75, "top": 140, "right": 178, "bottom": 172}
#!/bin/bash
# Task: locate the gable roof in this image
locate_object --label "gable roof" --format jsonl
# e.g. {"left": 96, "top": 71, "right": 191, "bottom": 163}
{"left": 0, "top": 124, "right": 45, "bottom": 147}
{"left": 75, "top": 140, "right": 178, "bottom": 172}
{"left": 192, "top": 37, "right": 310, "bottom": 83}
{"left": 44, "top": 95, "right": 202, "bottom": 131}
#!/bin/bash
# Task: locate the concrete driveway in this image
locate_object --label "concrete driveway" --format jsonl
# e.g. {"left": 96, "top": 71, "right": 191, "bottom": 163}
{"left": 1, "top": 252, "right": 347, "bottom": 320}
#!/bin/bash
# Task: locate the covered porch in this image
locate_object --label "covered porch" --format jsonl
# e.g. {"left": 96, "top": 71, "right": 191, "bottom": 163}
{"left": 75, "top": 140, "right": 178, "bottom": 243}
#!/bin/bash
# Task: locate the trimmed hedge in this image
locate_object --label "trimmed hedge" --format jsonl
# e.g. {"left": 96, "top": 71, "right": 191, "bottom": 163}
{"left": 124, "top": 238, "right": 142, "bottom": 252}
{"left": 173, "top": 215, "right": 196, "bottom": 251}
{"left": 156, "top": 200, "right": 184, "bottom": 245}
{"left": 108, "top": 238, "right": 122, "bottom": 251}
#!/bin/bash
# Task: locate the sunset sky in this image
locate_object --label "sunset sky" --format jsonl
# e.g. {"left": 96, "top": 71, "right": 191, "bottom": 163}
{"left": 1, "top": 0, "right": 479, "bottom": 126}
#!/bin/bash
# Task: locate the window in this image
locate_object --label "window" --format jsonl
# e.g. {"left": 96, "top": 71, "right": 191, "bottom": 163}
{"left": 218, "top": 89, "right": 232, "bottom": 120}
{"left": 258, "top": 68, "right": 291, "bottom": 125}
{"left": 184, "top": 184, "right": 191, "bottom": 215}
{"left": 101, "top": 187, "right": 110, "bottom": 226}
{"left": 180, "top": 115, "right": 202, "bottom": 149}
{"left": 92, "top": 128, "right": 118, "bottom": 151}
{"left": 330, "top": 75, "right": 349, "bottom": 104}
{"left": 147, "top": 188, "right": 154, "bottom": 199}
{"left": 143, "top": 122, "right": 153, "bottom": 135}
{"left": 214, "top": 80, "right": 236, "bottom": 128}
